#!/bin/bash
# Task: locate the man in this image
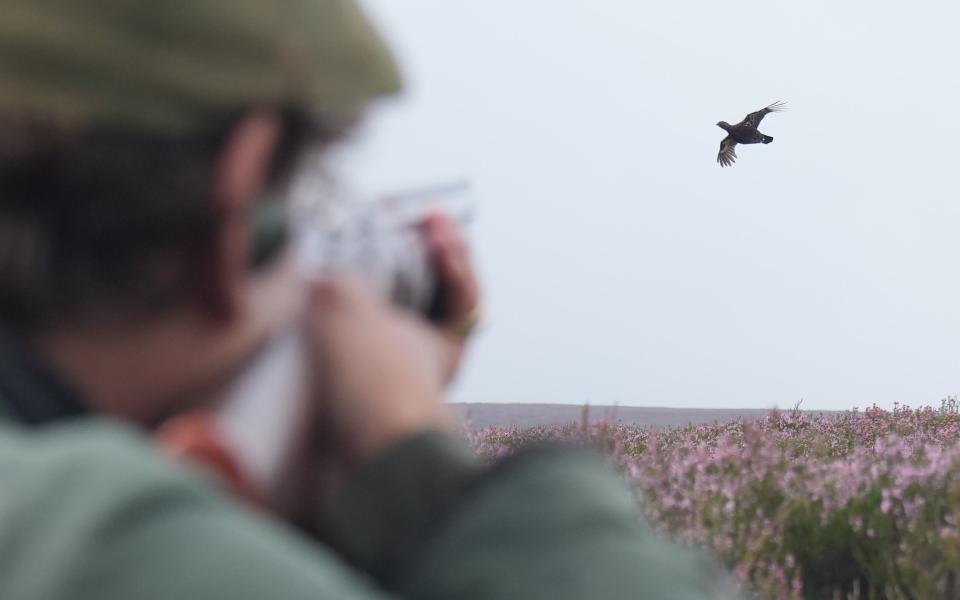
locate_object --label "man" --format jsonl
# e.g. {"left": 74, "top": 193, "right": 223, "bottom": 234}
{"left": 0, "top": 1, "right": 739, "bottom": 599}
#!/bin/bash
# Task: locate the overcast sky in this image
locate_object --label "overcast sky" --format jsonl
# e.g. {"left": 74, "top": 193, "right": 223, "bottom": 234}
{"left": 330, "top": 1, "right": 960, "bottom": 410}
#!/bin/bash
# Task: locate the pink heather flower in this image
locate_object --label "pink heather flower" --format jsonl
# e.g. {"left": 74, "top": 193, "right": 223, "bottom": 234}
{"left": 465, "top": 401, "right": 960, "bottom": 597}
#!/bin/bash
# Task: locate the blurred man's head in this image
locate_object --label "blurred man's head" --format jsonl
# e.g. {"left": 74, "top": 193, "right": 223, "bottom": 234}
{"left": 0, "top": 0, "right": 400, "bottom": 422}
{"left": 0, "top": 0, "right": 400, "bottom": 330}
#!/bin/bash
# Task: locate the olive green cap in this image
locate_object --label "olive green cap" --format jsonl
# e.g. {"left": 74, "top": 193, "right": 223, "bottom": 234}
{"left": 0, "top": 0, "right": 402, "bottom": 135}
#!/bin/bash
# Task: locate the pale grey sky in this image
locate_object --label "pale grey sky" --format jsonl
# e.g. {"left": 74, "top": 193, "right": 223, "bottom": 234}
{"left": 332, "top": 1, "right": 960, "bottom": 410}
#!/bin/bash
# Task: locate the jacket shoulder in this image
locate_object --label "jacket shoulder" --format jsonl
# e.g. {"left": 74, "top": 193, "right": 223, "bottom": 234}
{"left": 0, "top": 420, "right": 222, "bottom": 597}
{"left": 0, "top": 418, "right": 217, "bottom": 507}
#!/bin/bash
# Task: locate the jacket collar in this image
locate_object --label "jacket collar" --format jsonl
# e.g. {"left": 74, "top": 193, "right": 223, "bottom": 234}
{"left": 0, "top": 331, "right": 88, "bottom": 426}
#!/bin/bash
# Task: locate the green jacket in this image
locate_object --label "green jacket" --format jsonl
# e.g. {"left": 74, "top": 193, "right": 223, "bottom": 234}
{"left": 0, "top": 342, "right": 740, "bottom": 600}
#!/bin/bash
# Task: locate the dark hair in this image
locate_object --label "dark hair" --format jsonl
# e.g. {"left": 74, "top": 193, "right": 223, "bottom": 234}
{"left": 0, "top": 109, "right": 351, "bottom": 331}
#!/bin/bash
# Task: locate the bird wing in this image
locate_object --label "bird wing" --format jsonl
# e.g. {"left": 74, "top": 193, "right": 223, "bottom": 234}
{"left": 717, "top": 136, "right": 737, "bottom": 167}
{"left": 741, "top": 101, "right": 786, "bottom": 128}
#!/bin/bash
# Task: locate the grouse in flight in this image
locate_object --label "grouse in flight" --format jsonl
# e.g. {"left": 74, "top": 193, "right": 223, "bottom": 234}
{"left": 716, "top": 101, "right": 786, "bottom": 167}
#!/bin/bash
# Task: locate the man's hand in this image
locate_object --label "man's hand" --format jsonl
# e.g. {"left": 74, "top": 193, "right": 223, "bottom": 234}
{"left": 422, "top": 211, "right": 481, "bottom": 382}
{"left": 306, "top": 276, "right": 458, "bottom": 472}
{"left": 288, "top": 215, "right": 480, "bottom": 512}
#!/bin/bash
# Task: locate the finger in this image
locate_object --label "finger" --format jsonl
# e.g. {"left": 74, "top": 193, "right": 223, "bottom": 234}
{"left": 305, "top": 276, "right": 380, "bottom": 342}
{"left": 423, "top": 211, "right": 469, "bottom": 258}
{"left": 307, "top": 275, "right": 381, "bottom": 315}
{"left": 421, "top": 212, "right": 479, "bottom": 324}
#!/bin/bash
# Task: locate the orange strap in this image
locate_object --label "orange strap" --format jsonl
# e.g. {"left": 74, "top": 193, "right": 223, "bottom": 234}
{"left": 155, "top": 411, "right": 267, "bottom": 509}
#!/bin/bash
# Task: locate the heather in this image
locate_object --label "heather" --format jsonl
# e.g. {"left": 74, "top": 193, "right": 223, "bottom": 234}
{"left": 466, "top": 399, "right": 960, "bottom": 599}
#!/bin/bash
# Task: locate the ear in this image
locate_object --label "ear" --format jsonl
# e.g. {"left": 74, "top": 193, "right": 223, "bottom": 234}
{"left": 198, "top": 112, "right": 283, "bottom": 320}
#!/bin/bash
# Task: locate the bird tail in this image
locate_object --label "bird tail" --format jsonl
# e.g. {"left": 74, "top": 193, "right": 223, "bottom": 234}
{"left": 762, "top": 135, "right": 773, "bottom": 144}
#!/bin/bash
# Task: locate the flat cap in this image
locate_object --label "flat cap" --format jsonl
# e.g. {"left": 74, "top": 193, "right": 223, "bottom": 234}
{"left": 0, "top": 0, "right": 402, "bottom": 134}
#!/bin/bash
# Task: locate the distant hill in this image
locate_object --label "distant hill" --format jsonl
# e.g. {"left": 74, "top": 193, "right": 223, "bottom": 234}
{"left": 452, "top": 403, "right": 836, "bottom": 429}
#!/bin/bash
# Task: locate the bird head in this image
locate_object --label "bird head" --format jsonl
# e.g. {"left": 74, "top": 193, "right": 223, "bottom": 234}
{"left": 716, "top": 121, "right": 731, "bottom": 131}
